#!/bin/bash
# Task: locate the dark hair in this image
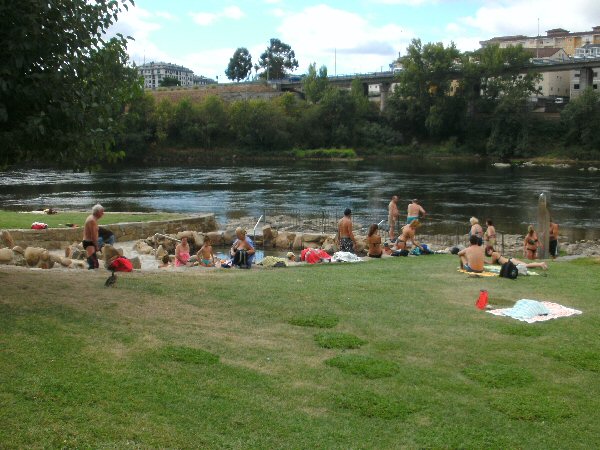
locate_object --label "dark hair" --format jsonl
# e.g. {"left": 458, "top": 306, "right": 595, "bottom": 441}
{"left": 469, "top": 235, "right": 479, "bottom": 245}
{"left": 203, "top": 236, "right": 211, "bottom": 245}
{"left": 486, "top": 219, "right": 493, "bottom": 226}
{"left": 344, "top": 208, "right": 352, "bottom": 216}
{"left": 162, "top": 254, "right": 170, "bottom": 264}
{"left": 367, "top": 223, "right": 378, "bottom": 237}
{"left": 485, "top": 246, "right": 494, "bottom": 256}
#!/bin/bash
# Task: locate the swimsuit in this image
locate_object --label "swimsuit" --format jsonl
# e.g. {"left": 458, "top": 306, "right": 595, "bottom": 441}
{"left": 464, "top": 264, "right": 483, "bottom": 273}
{"left": 201, "top": 258, "right": 213, "bottom": 266}
{"left": 339, "top": 237, "right": 354, "bottom": 252}
{"left": 368, "top": 253, "right": 382, "bottom": 258}
{"left": 549, "top": 239, "right": 558, "bottom": 256}
{"left": 175, "top": 251, "right": 190, "bottom": 267}
{"left": 407, "top": 216, "right": 418, "bottom": 224}
{"left": 82, "top": 240, "right": 95, "bottom": 249}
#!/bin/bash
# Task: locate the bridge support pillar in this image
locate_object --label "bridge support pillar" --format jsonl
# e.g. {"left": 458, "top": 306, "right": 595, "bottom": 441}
{"left": 362, "top": 83, "right": 369, "bottom": 97}
{"left": 579, "top": 67, "right": 594, "bottom": 91}
{"left": 380, "top": 82, "right": 391, "bottom": 112}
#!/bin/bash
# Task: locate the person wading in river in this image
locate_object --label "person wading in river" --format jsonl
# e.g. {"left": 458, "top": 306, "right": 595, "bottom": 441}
{"left": 337, "top": 208, "right": 357, "bottom": 253}
{"left": 407, "top": 199, "right": 426, "bottom": 224}
{"left": 388, "top": 196, "right": 399, "bottom": 241}
{"left": 82, "top": 204, "right": 104, "bottom": 270}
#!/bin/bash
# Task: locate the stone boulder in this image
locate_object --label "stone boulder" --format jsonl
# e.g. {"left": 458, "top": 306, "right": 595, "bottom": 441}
{"left": 275, "top": 232, "right": 295, "bottom": 249}
{"left": 102, "top": 244, "right": 122, "bottom": 262}
{"left": 292, "top": 234, "right": 304, "bottom": 250}
{"left": 322, "top": 237, "right": 337, "bottom": 254}
{"left": 206, "top": 231, "right": 223, "bottom": 246}
{"left": 262, "top": 225, "right": 276, "bottom": 245}
{"left": 155, "top": 245, "right": 168, "bottom": 260}
{"left": 134, "top": 240, "right": 154, "bottom": 255}
{"left": 24, "top": 247, "right": 46, "bottom": 267}
{"left": 1, "top": 230, "right": 15, "bottom": 248}
{"left": 177, "top": 230, "right": 194, "bottom": 240}
{"left": 223, "top": 229, "right": 236, "bottom": 244}
{"left": 0, "top": 248, "right": 13, "bottom": 264}
{"left": 59, "top": 257, "right": 73, "bottom": 267}
{"left": 37, "top": 250, "right": 54, "bottom": 269}
{"left": 129, "top": 256, "right": 142, "bottom": 270}
{"left": 12, "top": 246, "right": 24, "bottom": 255}
{"left": 302, "top": 233, "right": 323, "bottom": 244}
{"left": 191, "top": 231, "right": 204, "bottom": 246}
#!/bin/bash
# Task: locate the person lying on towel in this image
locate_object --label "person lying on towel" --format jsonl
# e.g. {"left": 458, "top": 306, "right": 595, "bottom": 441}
{"left": 458, "top": 235, "right": 485, "bottom": 273}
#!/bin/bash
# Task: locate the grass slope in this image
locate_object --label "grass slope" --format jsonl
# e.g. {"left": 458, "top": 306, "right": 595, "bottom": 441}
{"left": 1, "top": 255, "right": 599, "bottom": 448}
{"left": 0, "top": 210, "right": 187, "bottom": 230}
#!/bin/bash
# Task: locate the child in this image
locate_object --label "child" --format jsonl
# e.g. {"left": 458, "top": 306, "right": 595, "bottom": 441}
{"left": 158, "top": 254, "right": 171, "bottom": 268}
{"left": 197, "top": 237, "right": 215, "bottom": 267}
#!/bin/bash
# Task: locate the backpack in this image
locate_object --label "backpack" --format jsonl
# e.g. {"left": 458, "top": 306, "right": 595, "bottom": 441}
{"left": 108, "top": 256, "right": 133, "bottom": 272}
{"left": 499, "top": 260, "right": 518, "bottom": 279}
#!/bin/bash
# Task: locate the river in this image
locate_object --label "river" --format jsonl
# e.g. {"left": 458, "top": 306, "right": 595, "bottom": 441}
{"left": 1, "top": 159, "right": 599, "bottom": 240}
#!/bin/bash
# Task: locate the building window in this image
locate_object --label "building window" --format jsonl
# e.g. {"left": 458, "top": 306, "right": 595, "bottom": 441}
{"left": 594, "top": 84, "right": 598, "bottom": 90}
{"left": 574, "top": 84, "right": 580, "bottom": 89}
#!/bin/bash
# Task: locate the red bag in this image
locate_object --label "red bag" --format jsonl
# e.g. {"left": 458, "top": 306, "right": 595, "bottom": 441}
{"left": 108, "top": 257, "right": 133, "bottom": 272}
{"left": 476, "top": 290, "right": 488, "bottom": 309}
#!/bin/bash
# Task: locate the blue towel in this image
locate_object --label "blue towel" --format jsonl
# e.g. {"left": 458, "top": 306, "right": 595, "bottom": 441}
{"left": 502, "top": 299, "right": 550, "bottom": 320}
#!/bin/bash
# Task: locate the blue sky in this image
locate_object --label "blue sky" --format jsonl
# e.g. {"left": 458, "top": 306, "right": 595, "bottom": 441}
{"left": 109, "top": 0, "right": 600, "bottom": 80}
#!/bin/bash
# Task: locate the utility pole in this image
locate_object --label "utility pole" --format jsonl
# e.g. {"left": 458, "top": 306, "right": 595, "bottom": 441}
{"left": 537, "top": 18, "right": 540, "bottom": 58}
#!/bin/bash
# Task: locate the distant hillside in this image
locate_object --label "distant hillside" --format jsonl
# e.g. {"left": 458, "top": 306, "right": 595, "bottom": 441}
{"left": 148, "top": 83, "right": 288, "bottom": 103}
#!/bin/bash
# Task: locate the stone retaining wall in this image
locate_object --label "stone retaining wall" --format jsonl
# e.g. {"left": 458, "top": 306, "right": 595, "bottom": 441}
{"left": 1, "top": 214, "right": 217, "bottom": 250}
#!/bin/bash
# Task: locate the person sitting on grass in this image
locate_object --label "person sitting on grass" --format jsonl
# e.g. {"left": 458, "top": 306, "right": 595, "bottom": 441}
{"left": 197, "top": 237, "right": 215, "bottom": 267}
{"left": 458, "top": 235, "right": 485, "bottom": 273}
{"left": 230, "top": 227, "right": 255, "bottom": 269}
{"left": 158, "top": 254, "right": 171, "bottom": 269}
{"left": 395, "top": 219, "right": 423, "bottom": 252}
{"left": 366, "top": 223, "right": 383, "bottom": 258}
{"left": 487, "top": 251, "right": 548, "bottom": 270}
{"left": 175, "top": 236, "right": 191, "bottom": 267}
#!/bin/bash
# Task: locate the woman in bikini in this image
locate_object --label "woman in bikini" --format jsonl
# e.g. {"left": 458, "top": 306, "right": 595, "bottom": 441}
{"left": 175, "top": 236, "right": 191, "bottom": 267}
{"left": 484, "top": 219, "right": 496, "bottom": 254}
{"left": 197, "top": 237, "right": 215, "bottom": 267}
{"left": 366, "top": 224, "right": 382, "bottom": 258}
{"left": 523, "top": 225, "right": 540, "bottom": 260}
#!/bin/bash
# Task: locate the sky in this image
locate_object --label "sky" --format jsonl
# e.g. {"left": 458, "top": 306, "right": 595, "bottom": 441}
{"left": 108, "top": 0, "right": 600, "bottom": 81}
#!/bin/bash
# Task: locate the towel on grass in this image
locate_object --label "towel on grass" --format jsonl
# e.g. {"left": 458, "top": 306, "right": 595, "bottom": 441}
{"left": 332, "top": 252, "right": 362, "bottom": 263}
{"left": 483, "top": 265, "right": 540, "bottom": 276}
{"left": 488, "top": 300, "right": 582, "bottom": 323}
{"left": 457, "top": 268, "right": 498, "bottom": 277}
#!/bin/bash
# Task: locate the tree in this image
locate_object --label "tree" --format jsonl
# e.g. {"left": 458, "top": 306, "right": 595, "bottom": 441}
{"left": 561, "top": 88, "right": 600, "bottom": 150}
{"left": 302, "top": 63, "right": 329, "bottom": 103}
{"left": 0, "top": 0, "right": 141, "bottom": 168}
{"left": 159, "top": 76, "right": 181, "bottom": 87}
{"left": 225, "top": 47, "right": 253, "bottom": 82}
{"left": 255, "top": 38, "right": 299, "bottom": 80}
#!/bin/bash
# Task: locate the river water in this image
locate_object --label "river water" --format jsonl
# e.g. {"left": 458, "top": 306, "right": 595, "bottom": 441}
{"left": 1, "top": 159, "right": 599, "bottom": 240}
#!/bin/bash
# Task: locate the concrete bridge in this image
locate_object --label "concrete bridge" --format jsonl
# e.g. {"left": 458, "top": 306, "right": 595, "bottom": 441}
{"left": 273, "top": 56, "right": 600, "bottom": 110}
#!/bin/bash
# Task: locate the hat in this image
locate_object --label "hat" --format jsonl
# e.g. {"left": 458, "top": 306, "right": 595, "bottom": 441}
{"left": 286, "top": 252, "right": 295, "bottom": 259}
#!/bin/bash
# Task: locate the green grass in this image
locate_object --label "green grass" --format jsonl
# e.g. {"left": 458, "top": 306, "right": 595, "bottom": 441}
{"left": 1, "top": 255, "right": 599, "bottom": 448}
{"left": 291, "top": 148, "right": 357, "bottom": 159}
{"left": 314, "top": 332, "right": 366, "bottom": 349}
{"left": 0, "top": 210, "right": 187, "bottom": 229}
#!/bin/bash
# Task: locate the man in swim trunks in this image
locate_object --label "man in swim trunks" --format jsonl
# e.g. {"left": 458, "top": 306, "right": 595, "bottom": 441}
{"left": 488, "top": 251, "right": 548, "bottom": 270}
{"left": 82, "top": 204, "right": 104, "bottom": 269}
{"left": 337, "top": 208, "right": 356, "bottom": 253}
{"left": 388, "top": 196, "right": 399, "bottom": 241}
{"left": 549, "top": 220, "right": 559, "bottom": 260}
{"left": 407, "top": 199, "right": 426, "bottom": 224}
{"left": 458, "top": 235, "right": 485, "bottom": 273}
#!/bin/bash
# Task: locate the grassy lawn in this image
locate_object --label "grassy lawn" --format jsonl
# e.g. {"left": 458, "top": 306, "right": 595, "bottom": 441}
{"left": 1, "top": 255, "right": 599, "bottom": 448}
{"left": 0, "top": 210, "right": 188, "bottom": 229}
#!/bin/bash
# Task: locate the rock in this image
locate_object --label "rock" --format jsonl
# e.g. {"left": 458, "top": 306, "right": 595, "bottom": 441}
{"left": 588, "top": 166, "right": 599, "bottom": 172}
{"left": 12, "top": 246, "right": 24, "bottom": 255}
{"left": 0, "top": 248, "right": 13, "bottom": 264}
{"left": 206, "top": 231, "right": 223, "bottom": 246}
{"left": 292, "top": 234, "right": 304, "bottom": 250}
{"left": 134, "top": 240, "right": 154, "bottom": 255}
{"left": 262, "top": 225, "right": 275, "bottom": 244}
{"left": 59, "top": 257, "right": 72, "bottom": 267}
{"left": 492, "top": 162, "right": 510, "bottom": 168}
{"left": 191, "top": 231, "right": 204, "bottom": 246}
{"left": 71, "top": 260, "right": 85, "bottom": 269}
{"left": 302, "top": 233, "right": 323, "bottom": 243}
{"left": 177, "top": 230, "right": 194, "bottom": 240}
{"left": 129, "top": 256, "right": 142, "bottom": 270}
{"left": 223, "top": 229, "right": 236, "bottom": 244}
{"left": 12, "top": 252, "right": 25, "bottom": 266}
{"left": 102, "top": 244, "right": 122, "bottom": 262}
{"left": 322, "top": 237, "right": 337, "bottom": 254}
{"left": 24, "top": 247, "right": 46, "bottom": 267}
{"left": 276, "top": 232, "right": 295, "bottom": 249}
{"left": 37, "top": 250, "right": 54, "bottom": 269}
{"left": 1, "top": 230, "right": 15, "bottom": 248}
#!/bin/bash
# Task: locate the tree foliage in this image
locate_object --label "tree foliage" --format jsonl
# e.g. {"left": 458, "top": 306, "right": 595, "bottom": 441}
{"left": 255, "top": 38, "right": 299, "bottom": 80}
{"left": 225, "top": 47, "right": 253, "bottom": 82}
{"left": 303, "top": 63, "right": 329, "bottom": 103}
{"left": 0, "top": 0, "right": 141, "bottom": 168}
{"left": 159, "top": 76, "right": 181, "bottom": 87}
{"left": 561, "top": 88, "right": 600, "bottom": 149}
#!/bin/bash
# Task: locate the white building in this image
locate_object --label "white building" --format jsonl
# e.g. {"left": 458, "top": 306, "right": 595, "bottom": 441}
{"left": 138, "top": 62, "right": 195, "bottom": 89}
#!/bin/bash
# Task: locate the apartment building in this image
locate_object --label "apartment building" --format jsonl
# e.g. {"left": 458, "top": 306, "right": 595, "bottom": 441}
{"left": 138, "top": 62, "right": 196, "bottom": 89}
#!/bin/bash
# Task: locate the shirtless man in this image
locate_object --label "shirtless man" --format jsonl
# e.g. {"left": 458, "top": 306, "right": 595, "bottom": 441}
{"left": 458, "top": 235, "right": 485, "bottom": 273}
{"left": 407, "top": 199, "right": 426, "bottom": 224}
{"left": 395, "top": 219, "right": 423, "bottom": 251}
{"left": 549, "top": 220, "right": 559, "bottom": 260}
{"left": 488, "top": 251, "right": 548, "bottom": 270}
{"left": 82, "top": 204, "right": 104, "bottom": 269}
{"left": 388, "top": 196, "right": 399, "bottom": 240}
{"left": 337, "top": 208, "right": 356, "bottom": 253}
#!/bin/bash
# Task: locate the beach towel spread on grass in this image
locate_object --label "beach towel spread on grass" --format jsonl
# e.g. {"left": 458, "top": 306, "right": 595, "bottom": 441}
{"left": 332, "top": 252, "right": 362, "bottom": 263}
{"left": 483, "top": 265, "right": 540, "bottom": 276}
{"left": 488, "top": 299, "right": 582, "bottom": 323}
{"left": 457, "top": 268, "right": 498, "bottom": 277}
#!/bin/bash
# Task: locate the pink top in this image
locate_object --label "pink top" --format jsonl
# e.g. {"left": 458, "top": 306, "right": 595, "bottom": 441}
{"left": 175, "top": 252, "right": 190, "bottom": 267}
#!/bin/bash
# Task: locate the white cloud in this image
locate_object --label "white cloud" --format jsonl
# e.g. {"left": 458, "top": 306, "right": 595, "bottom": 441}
{"left": 189, "top": 6, "right": 245, "bottom": 27}
{"left": 155, "top": 11, "right": 175, "bottom": 21}
{"left": 190, "top": 12, "right": 218, "bottom": 26}
{"left": 264, "top": 0, "right": 282, "bottom": 4}
{"left": 445, "top": 23, "right": 462, "bottom": 34}
{"left": 270, "top": 8, "right": 285, "bottom": 17}
{"left": 223, "top": 6, "right": 245, "bottom": 20}
{"left": 372, "top": 0, "right": 437, "bottom": 4}
{"left": 460, "top": 0, "right": 600, "bottom": 38}
{"left": 277, "top": 5, "right": 413, "bottom": 74}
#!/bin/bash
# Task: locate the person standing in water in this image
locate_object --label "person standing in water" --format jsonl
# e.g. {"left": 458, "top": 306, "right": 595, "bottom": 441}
{"left": 407, "top": 199, "right": 426, "bottom": 224}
